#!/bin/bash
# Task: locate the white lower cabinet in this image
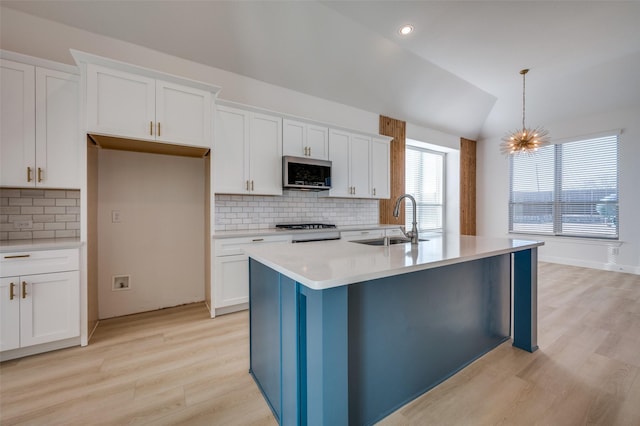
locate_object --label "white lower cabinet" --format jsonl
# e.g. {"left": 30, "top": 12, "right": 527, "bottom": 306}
{"left": 213, "top": 235, "right": 291, "bottom": 312}
{"left": 0, "top": 249, "right": 80, "bottom": 356}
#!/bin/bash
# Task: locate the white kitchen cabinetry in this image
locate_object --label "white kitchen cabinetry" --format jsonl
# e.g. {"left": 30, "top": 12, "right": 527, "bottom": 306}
{"left": 0, "top": 249, "right": 80, "bottom": 358}
{"left": 371, "top": 137, "right": 391, "bottom": 199}
{"left": 214, "top": 105, "right": 282, "bottom": 195}
{"left": 1, "top": 59, "right": 79, "bottom": 188}
{"left": 282, "top": 119, "right": 329, "bottom": 160}
{"left": 213, "top": 235, "right": 291, "bottom": 312}
{"left": 327, "top": 129, "right": 370, "bottom": 198}
{"left": 86, "top": 64, "right": 212, "bottom": 148}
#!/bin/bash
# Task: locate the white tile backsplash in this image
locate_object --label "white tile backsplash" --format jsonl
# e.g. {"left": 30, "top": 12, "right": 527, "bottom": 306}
{"left": 214, "top": 190, "right": 379, "bottom": 231}
{"left": 0, "top": 188, "right": 81, "bottom": 240}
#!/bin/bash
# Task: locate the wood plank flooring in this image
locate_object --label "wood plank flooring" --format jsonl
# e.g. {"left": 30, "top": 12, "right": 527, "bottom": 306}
{"left": 1, "top": 262, "right": 640, "bottom": 425}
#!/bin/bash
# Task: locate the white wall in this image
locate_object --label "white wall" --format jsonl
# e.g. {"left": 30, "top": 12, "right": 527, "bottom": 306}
{"left": 478, "top": 106, "right": 640, "bottom": 274}
{"left": 97, "top": 150, "right": 205, "bottom": 318}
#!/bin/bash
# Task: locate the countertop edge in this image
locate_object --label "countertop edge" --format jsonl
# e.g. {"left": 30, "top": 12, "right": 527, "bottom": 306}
{"left": 0, "top": 238, "right": 82, "bottom": 253}
{"left": 246, "top": 238, "right": 544, "bottom": 290}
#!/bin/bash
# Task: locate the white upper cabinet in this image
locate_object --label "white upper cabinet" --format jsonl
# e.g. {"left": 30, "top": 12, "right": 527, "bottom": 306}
{"left": 1, "top": 59, "right": 79, "bottom": 188}
{"left": 214, "top": 105, "right": 282, "bottom": 195}
{"left": 282, "top": 119, "right": 329, "bottom": 160}
{"left": 370, "top": 137, "right": 391, "bottom": 199}
{"left": 86, "top": 64, "right": 212, "bottom": 148}
{"left": 350, "top": 134, "right": 371, "bottom": 198}
{"left": 327, "top": 130, "right": 390, "bottom": 199}
{"left": 328, "top": 129, "right": 370, "bottom": 198}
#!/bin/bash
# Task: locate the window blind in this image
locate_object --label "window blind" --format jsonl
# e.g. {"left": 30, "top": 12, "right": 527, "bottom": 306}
{"left": 405, "top": 146, "right": 445, "bottom": 232}
{"left": 509, "top": 134, "right": 619, "bottom": 239}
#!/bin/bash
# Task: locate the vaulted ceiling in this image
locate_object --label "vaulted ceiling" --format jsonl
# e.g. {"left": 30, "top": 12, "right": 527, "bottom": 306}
{"left": 3, "top": 1, "right": 640, "bottom": 140}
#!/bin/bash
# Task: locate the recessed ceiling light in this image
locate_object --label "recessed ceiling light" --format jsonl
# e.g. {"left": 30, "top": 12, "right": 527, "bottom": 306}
{"left": 399, "top": 25, "right": 414, "bottom": 36}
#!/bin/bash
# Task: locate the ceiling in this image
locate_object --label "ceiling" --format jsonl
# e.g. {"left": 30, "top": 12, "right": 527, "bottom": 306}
{"left": 3, "top": 1, "right": 640, "bottom": 140}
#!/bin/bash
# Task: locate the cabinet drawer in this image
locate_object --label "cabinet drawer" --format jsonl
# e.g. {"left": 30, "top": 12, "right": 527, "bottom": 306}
{"left": 214, "top": 235, "right": 291, "bottom": 257}
{"left": 341, "top": 229, "right": 385, "bottom": 241}
{"left": 1, "top": 249, "right": 79, "bottom": 277}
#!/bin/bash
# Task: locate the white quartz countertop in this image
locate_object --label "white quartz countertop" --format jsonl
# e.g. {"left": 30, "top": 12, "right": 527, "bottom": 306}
{"left": 244, "top": 234, "right": 544, "bottom": 290}
{"left": 0, "top": 238, "right": 82, "bottom": 253}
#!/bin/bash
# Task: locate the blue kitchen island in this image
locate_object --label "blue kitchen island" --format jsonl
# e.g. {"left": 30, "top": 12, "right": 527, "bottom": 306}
{"left": 246, "top": 234, "right": 543, "bottom": 426}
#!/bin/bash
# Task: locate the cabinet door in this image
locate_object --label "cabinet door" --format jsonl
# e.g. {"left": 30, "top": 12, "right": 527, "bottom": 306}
{"left": 306, "top": 124, "right": 329, "bottom": 160}
{"left": 86, "top": 64, "right": 155, "bottom": 141}
{"left": 371, "top": 138, "right": 390, "bottom": 199}
{"left": 249, "top": 113, "right": 282, "bottom": 195}
{"left": 214, "top": 254, "right": 249, "bottom": 308}
{"left": 282, "top": 119, "right": 306, "bottom": 157}
{"left": 155, "top": 80, "right": 211, "bottom": 148}
{"left": 35, "top": 68, "right": 80, "bottom": 188}
{"left": 214, "top": 106, "right": 250, "bottom": 194}
{"left": 0, "top": 59, "right": 35, "bottom": 187}
{"left": 328, "top": 129, "right": 351, "bottom": 197}
{"left": 0, "top": 277, "right": 20, "bottom": 351}
{"left": 20, "top": 271, "right": 80, "bottom": 347}
{"left": 350, "top": 134, "right": 371, "bottom": 198}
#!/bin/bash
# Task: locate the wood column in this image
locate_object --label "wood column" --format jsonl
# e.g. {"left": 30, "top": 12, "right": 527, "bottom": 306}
{"left": 460, "top": 137, "right": 477, "bottom": 235}
{"left": 379, "top": 116, "right": 406, "bottom": 225}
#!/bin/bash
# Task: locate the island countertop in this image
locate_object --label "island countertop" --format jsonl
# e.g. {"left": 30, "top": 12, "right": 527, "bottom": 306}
{"left": 244, "top": 233, "right": 544, "bottom": 290}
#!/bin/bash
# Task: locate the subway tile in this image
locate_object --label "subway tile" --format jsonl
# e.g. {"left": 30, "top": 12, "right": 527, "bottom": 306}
{"left": 44, "top": 190, "right": 66, "bottom": 198}
{"left": 55, "top": 214, "right": 76, "bottom": 222}
{"left": 44, "top": 206, "right": 66, "bottom": 214}
{"left": 45, "top": 222, "right": 66, "bottom": 230}
{"left": 66, "top": 222, "right": 80, "bottom": 230}
{"left": 33, "top": 230, "right": 55, "bottom": 239}
{"left": 33, "top": 214, "right": 55, "bottom": 223}
{"left": 0, "top": 189, "right": 20, "bottom": 198}
{"left": 0, "top": 206, "right": 20, "bottom": 215}
{"left": 8, "top": 231, "right": 32, "bottom": 240}
{"left": 9, "top": 197, "right": 32, "bottom": 206}
{"left": 20, "top": 189, "right": 44, "bottom": 197}
{"left": 0, "top": 232, "right": 6, "bottom": 240}
{"left": 33, "top": 198, "right": 56, "bottom": 206}
{"left": 55, "top": 198, "right": 77, "bottom": 207}
{"left": 21, "top": 206, "right": 44, "bottom": 215}
{"left": 55, "top": 230, "right": 76, "bottom": 238}
{"left": 66, "top": 206, "right": 80, "bottom": 214}
{"left": 66, "top": 190, "right": 80, "bottom": 199}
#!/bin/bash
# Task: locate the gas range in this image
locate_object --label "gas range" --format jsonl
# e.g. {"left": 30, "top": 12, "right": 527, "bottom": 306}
{"left": 276, "top": 223, "right": 340, "bottom": 243}
{"left": 275, "top": 223, "right": 337, "bottom": 230}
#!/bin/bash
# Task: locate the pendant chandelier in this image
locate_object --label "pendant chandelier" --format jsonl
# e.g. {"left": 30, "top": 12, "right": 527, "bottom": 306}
{"left": 500, "top": 69, "right": 550, "bottom": 155}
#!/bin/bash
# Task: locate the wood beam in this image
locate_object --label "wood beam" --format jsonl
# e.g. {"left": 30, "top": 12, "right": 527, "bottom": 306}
{"left": 460, "top": 137, "right": 477, "bottom": 235}
{"left": 379, "top": 116, "right": 406, "bottom": 225}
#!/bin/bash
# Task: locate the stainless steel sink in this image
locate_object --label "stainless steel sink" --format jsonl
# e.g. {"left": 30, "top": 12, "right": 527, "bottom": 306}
{"left": 350, "top": 237, "right": 429, "bottom": 246}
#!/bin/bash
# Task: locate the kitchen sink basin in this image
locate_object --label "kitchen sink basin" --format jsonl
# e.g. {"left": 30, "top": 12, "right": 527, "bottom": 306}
{"left": 350, "top": 237, "right": 429, "bottom": 246}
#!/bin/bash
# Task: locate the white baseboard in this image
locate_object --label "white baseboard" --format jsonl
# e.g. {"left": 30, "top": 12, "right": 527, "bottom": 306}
{"left": 539, "top": 255, "right": 640, "bottom": 275}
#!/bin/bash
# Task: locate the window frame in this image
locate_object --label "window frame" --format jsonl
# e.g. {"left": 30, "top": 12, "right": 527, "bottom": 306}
{"left": 405, "top": 144, "right": 446, "bottom": 233}
{"left": 508, "top": 132, "right": 620, "bottom": 240}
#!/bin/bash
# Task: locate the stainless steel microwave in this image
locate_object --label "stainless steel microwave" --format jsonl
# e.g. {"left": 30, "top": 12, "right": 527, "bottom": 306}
{"left": 282, "top": 156, "right": 332, "bottom": 191}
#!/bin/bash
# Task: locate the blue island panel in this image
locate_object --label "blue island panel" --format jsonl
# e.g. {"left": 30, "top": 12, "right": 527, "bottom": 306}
{"left": 250, "top": 251, "right": 526, "bottom": 426}
{"left": 347, "top": 254, "right": 511, "bottom": 425}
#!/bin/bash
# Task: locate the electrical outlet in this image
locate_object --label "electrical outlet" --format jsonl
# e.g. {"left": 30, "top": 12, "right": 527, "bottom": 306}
{"left": 112, "top": 275, "right": 131, "bottom": 291}
{"left": 111, "top": 210, "right": 121, "bottom": 223}
{"left": 14, "top": 219, "right": 33, "bottom": 229}
{"left": 612, "top": 247, "right": 620, "bottom": 255}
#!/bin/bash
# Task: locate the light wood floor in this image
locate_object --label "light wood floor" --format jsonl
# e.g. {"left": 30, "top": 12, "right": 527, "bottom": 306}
{"left": 1, "top": 262, "right": 639, "bottom": 425}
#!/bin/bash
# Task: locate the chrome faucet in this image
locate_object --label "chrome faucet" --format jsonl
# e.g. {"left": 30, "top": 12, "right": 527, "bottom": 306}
{"left": 393, "top": 194, "right": 419, "bottom": 245}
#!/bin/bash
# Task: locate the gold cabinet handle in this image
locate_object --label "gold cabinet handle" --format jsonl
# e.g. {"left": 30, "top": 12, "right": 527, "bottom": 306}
{"left": 4, "top": 254, "right": 31, "bottom": 259}
{"left": 37, "top": 167, "right": 43, "bottom": 183}
{"left": 245, "top": 180, "right": 249, "bottom": 191}
{"left": 308, "top": 146, "right": 311, "bottom": 156}
{"left": 21, "top": 281, "right": 27, "bottom": 299}
{"left": 252, "top": 238, "right": 264, "bottom": 242}
{"left": 157, "top": 122, "right": 161, "bottom": 137}
{"left": 251, "top": 180, "right": 254, "bottom": 191}
{"left": 150, "top": 121, "right": 153, "bottom": 136}
{"left": 9, "top": 282, "right": 15, "bottom": 300}
{"left": 373, "top": 188, "right": 376, "bottom": 196}
{"left": 27, "top": 167, "right": 33, "bottom": 182}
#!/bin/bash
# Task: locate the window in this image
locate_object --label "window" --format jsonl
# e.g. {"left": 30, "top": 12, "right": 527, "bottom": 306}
{"left": 509, "top": 134, "right": 619, "bottom": 239}
{"left": 405, "top": 145, "right": 445, "bottom": 232}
